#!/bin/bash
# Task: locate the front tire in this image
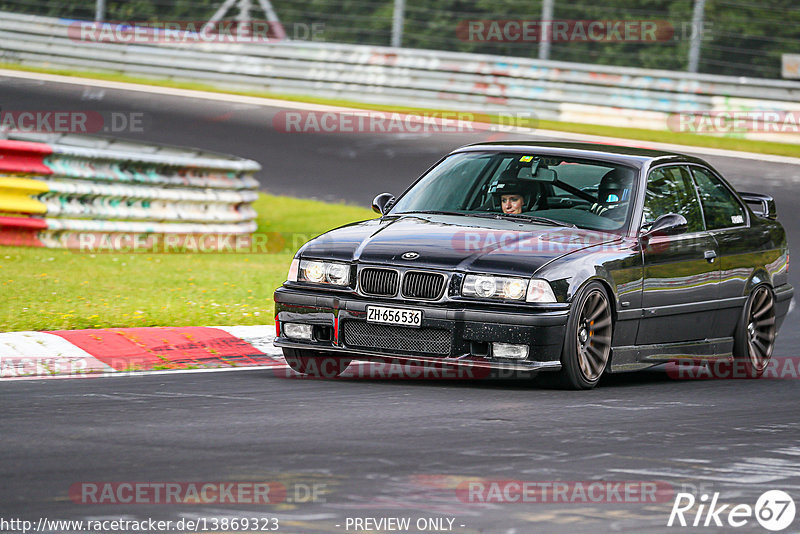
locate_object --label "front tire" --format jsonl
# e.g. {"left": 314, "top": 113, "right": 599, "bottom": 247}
{"left": 546, "top": 282, "right": 613, "bottom": 390}
{"left": 282, "top": 348, "right": 351, "bottom": 378}
{"left": 733, "top": 285, "right": 776, "bottom": 378}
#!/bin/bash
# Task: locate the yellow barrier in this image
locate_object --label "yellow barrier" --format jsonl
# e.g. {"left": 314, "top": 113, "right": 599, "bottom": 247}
{"left": 0, "top": 176, "right": 49, "bottom": 215}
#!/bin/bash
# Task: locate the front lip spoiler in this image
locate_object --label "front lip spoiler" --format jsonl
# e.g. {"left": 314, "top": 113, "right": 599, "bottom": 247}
{"left": 274, "top": 339, "right": 562, "bottom": 373}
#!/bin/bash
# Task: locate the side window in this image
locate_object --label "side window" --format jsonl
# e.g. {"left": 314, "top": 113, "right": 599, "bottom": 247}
{"left": 691, "top": 167, "right": 746, "bottom": 230}
{"left": 643, "top": 166, "right": 704, "bottom": 233}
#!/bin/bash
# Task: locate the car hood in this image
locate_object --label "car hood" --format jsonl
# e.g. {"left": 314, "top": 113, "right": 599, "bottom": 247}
{"left": 299, "top": 214, "right": 621, "bottom": 277}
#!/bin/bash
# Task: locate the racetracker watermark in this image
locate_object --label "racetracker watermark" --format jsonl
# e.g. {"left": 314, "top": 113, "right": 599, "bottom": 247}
{"left": 456, "top": 20, "right": 711, "bottom": 42}
{"left": 276, "top": 360, "right": 501, "bottom": 380}
{"left": 70, "top": 231, "right": 688, "bottom": 255}
{"left": 72, "top": 232, "right": 295, "bottom": 254}
{"left": 68, "top": 20, "right": 324, "bottom": 43}
{"left": 457, "top": 480, "right": 674, "bottom": 504}
{"left": 68, "top": 481, "right": 326, "bottom": 504}
{"left": 666, "top": 357, "right": 800, "bottom": 380}
{"left": 272, "top": 110, "right": 538, "bottom": 134}
{"left": 0, "top": 357, "right": 101, "bottom": 378}
{"left": 450, "top": 229, "right": 621, "bottom": 254}
{"left": 667, "top": 111, "right": 800, "bottom": 134}
{"left": 0, "top": 110, "right": 146, "bottom": 134}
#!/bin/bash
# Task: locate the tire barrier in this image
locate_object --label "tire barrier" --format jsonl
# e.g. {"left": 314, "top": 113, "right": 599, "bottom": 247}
{"left": 1, "top": 11, "right": 800, "bottom": 143}
{"left": 0, "top": 132, "right": 260, "bottom": 250}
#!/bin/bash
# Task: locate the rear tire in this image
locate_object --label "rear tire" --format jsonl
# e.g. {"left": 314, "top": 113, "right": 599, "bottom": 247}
{"left": 541, "top": 282, "right": 613, "bottom": 390}
{"left": 282, "top": 348, "right": 351, "bottom": 378}
{"left": 733, "top": 285, "right": 776, "bottom": 378}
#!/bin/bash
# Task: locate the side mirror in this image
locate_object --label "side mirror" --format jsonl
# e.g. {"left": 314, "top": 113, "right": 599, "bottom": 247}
{"left": 641, "top": 213, "right": 688, "bottom": 238}
{"left": 372, "top": 192, "right": 395, "bottom": 215}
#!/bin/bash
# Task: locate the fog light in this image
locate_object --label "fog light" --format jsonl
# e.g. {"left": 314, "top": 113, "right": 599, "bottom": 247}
{"left": 284, "top": 323, "right": 313, "bottom": 341}
{"left": 492, "top": 342, "right": 529, "bottom": 360}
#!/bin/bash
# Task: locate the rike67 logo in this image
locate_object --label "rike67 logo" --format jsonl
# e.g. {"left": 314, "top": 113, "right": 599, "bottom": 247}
{"left": 668, "top": 490, "right": 796, "bottom": 531}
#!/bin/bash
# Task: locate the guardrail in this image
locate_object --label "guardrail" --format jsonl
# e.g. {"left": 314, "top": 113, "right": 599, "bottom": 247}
{"left": 1, "top": 11, "right": 800, "bottom": 143}
{"left": 0, "top": 132, "right": 260, "bottom": 250}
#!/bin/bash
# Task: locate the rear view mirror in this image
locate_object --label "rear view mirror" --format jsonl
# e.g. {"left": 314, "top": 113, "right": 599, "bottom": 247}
{"left": 529, "top": 167, "right": 556, "bottom": 183}
{"left": 511, "top": 163, "right": 555, "bottom": 183}
{"left": 641, "top": 213, "right": 688, "bottom": 238}
{"left": 372, "top": 192, "right": 395, "bottom": 215}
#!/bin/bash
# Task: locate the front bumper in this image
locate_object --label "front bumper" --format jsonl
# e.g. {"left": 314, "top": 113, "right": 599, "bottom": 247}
{"left": 273, "top": 286, "right": 569, "bottom": 372}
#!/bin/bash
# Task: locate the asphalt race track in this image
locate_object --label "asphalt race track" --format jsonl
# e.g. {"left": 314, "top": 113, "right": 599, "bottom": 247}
{"left": 1, "top": 74, "right": 799, "bottom": 533}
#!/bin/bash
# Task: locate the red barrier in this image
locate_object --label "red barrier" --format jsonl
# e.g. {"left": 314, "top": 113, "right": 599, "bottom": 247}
{"left": 0, "top": 216, "right": 47, "bottom": 247}
{"left": 0, "top": 140, "right": 53, "bottom": 174}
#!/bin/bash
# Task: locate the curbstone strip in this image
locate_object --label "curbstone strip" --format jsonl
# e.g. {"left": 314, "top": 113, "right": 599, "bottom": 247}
{"left": 0, "top": 330, "right": 113, "bottom": 378}
{"left": 0, "top": 326, "right": 281, "bottom": 380}
{"left": 213, "top": 325, "right": 283, "bottom": 358}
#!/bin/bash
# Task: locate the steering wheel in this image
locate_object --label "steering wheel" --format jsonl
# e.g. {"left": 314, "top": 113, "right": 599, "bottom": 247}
{"left": 574, "top": 203, "right": 609, "bottom": 216}
{"left": 572, "top": 201, "right": 596, "bottom": 211}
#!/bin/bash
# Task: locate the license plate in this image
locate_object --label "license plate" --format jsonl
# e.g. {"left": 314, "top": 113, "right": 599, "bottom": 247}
{"left": 366, "top": 306, "right": 422, "bottom": 327}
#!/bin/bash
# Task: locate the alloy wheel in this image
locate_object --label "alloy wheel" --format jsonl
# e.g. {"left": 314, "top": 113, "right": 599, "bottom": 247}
{"left": 745, "top": 286, "right": 776, "bottom": 372}
{"left": 576, "top": 290, "right": 613, "bottom": 381}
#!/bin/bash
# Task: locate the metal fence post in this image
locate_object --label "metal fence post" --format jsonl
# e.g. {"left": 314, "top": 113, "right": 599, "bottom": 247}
{"left": 688, "top": 0, "right": 706, "bottom": 73}
{"left": 257, "top": 0, "right": 287, "bottom": 40}
{"left": 539, "top": 0, "right": 554, "bottom": 60}
{"left": 391, "top": 0, "right": 405, "bottom": 48}
{"left": 94, "top": 0, "right": 105, "bottom": 21}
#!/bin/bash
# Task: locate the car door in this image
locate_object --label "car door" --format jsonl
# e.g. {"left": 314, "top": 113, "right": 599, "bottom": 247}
{"left": 689, "top": 165, "right": 756, "bottom": 340}
{"left": 636, "top": 165, "right": 720, "bottom": 345}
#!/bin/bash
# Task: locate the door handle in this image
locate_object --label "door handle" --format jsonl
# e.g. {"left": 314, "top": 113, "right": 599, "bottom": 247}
{"left": 704, "top": 250, "right": 717, "bottom": 263}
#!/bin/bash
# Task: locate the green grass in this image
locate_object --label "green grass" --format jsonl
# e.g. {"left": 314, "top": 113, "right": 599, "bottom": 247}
{"left": 2, "top": 62, "right": 798, "bottom": 158}
{"left": 0, "top": 194, "right": 375, "bottom": 331}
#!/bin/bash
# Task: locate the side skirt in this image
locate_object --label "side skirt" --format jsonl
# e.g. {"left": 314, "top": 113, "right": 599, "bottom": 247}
{"left": 608, "top": 337, "right": 734, "bottom": 373}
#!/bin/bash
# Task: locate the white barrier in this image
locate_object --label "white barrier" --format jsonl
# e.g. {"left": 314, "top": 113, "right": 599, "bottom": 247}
{"left": 1, "top": 11, "right": 800, "bottom": 142}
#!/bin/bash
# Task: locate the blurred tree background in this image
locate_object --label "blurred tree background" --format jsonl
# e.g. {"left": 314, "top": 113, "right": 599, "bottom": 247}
{"left": 1, "top": 0, "right": 798, "bottom": 78}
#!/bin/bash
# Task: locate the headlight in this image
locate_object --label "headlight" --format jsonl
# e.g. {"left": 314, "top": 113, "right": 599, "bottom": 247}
{"left": 297, "top": 259, "right": 351, "bottom": 286}
{"left": 462, "top": 274, "right": 555, "bottom": 303}
{"left": 326, "top": 262, "right": 350, "bottom": 285}
{"left": 471, "top": 275, "right": 498, "bottom": 298}
{"left": 304, "top": 261, "right": 326, "bottom": 283}
{"left": 503, "top": 278, "right": 528, "bottom": 300}
{"left": 463, "top": 274, "right": 527, "bottom": 300}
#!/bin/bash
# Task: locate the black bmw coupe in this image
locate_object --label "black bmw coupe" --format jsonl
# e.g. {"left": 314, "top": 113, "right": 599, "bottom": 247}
{"left": 274, "top": 142, "right": 793, "bottom": 389}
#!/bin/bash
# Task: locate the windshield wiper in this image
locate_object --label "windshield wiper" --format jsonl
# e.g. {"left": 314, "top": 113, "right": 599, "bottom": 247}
{"left": 471, "top": 212, "right": 577, "bottom": 228}
{"left": 401, "top": 210, "right": 470, "bottom": 217}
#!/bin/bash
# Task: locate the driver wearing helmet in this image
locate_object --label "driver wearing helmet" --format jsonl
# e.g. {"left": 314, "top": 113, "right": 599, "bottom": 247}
{"left": 590, "top": 168, "right": 634, "bottom": 220}
{"left": 492, "top": 171, "right": 531, "bottom": 214}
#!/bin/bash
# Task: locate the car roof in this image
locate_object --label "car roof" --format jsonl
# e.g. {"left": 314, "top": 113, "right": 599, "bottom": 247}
{"left": 451, "top": 141, "right": 710, "bottom": 169}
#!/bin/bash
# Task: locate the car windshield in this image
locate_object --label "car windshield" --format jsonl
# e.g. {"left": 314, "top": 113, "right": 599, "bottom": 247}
{"left": 389, "top": 151, "right": 638, "bottom": 231}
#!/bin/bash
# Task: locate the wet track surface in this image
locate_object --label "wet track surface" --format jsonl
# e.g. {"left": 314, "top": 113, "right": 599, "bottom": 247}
{"left": 1, "top": 75, "right": 799, "bottom": 532}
